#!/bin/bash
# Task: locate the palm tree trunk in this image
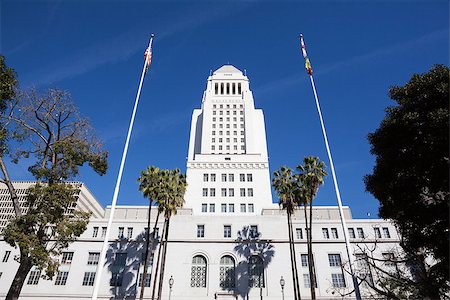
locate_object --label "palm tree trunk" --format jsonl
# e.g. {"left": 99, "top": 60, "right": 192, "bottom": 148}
{"left": 139, "top": 199, "right": 153, "bottom": 300}
{"left": 157, "top": 217, "right": 170, "bottom": 300}
{"left": 287, "top": 212, "right": 299, "bottom": 300}
{"left": 0, "top": 156, "right": 21, "bottom": 216}
{"left": 6, "top": 253, "right": 32, "bottom": 300}
{"left": 289, "top": 211, "right": 302, "bottom": 300}
{"left": 308, "top": 202, "right": 316, "bottom": 300}
{"left": 151, "top": 216, "right": 166, "bottom": 300}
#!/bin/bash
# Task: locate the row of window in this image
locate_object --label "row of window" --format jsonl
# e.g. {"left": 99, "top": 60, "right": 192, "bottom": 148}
{"left": 201, "top": 203, "right": 254, "bottom": 213}
{"left": 214, "top": 83, "right": 242, "bottom": 95}
{"left": 295, "top": 226, "right": 391, "bottom": 240}
{"left": 20, "top": 250, "right": 396, "bottom": 289}
{"left": 213, "top": 104, "right": 244, "bottom": 109}
{"left": 196, "top": 224, "right": 259, "bottom": 238}
{"left": 212, "top": 117, "right": 242, "bottom": 123}
{"left": 212, "top": 110, "right": 244, "bottom": 116}
{"left": 212, "top": 145, "right": 245, "bottom": 151}
{"left": 211, "top": 130, "right": 245, "bottom": 136}
{"left": 202, "top": 188, "right": 254, "bottom": 197}
{"left": 212, "top": 137, "right": 245, "bottom": 143}
{"left": 203, "top": 173, "right": 252, "bottom": 182}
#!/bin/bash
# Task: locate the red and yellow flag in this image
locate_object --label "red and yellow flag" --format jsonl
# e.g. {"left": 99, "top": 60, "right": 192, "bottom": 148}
{"left": 144, "top": 47, "right": 152, "bottom": 74}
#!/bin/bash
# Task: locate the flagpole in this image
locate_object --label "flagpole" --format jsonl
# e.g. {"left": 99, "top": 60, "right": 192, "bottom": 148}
{"left": 91, "top": 33, "right": 155, "bottom": 300}
{"left": 299, "top": 34, "right": 362, "bottom": 300}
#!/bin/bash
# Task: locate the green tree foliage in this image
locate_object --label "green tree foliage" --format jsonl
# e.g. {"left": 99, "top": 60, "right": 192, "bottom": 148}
{"left": 296, "top": 156, "right": 326, "bottom": 300}
{"left": 272, "top": 157, "right": 327, "bottom": 300}
{"left": 365, "top": 64, "right": 449, "bottom": 298}
{"left": 137, "top": 167, "right": 187, "bottom": 300}
{"left": 0, "top": 55, "right": 17, "bottom": 144}
{"left": 1, "top": 87, "right": 108, "bottom": 300}
{"left": 273, "top": 166, "right": 302, "bottom": 300}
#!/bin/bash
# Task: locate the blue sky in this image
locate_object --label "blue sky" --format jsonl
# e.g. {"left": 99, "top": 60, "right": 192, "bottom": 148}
{"left": 2, "top": 0, "right": 448, "bottom": 218}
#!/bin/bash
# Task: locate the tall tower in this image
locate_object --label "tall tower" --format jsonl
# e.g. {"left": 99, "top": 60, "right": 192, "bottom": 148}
{"left": 185, "top": 65, "right": 274, "bottom": 214}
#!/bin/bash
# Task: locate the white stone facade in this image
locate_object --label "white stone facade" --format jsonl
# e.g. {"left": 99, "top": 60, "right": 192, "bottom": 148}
{"left": 0, "top": 65, "right": 402, "bottom": 300}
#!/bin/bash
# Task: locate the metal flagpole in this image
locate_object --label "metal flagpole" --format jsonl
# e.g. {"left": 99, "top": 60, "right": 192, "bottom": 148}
{"left": 91, "top": 33, "right": 155, "bottom": 300}
{"left": 299, "top": 34, "right": 362, "bottom": 300}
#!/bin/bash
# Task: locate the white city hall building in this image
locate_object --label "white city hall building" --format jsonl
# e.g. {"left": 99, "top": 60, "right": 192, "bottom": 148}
{"left": 0, "top": 65, "right": 401, "bottom": 300}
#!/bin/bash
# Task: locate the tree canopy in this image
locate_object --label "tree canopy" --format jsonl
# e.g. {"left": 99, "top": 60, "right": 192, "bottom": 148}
{"left": 1, "top": 86, "right": 108, "bottom": 299}
{"left": 365, "top": 64, "right": 449, "bottom": 297}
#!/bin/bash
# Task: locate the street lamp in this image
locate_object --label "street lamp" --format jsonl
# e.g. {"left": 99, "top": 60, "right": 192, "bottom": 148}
{"left": 168, "top": 276, "right": 174, "bottom": 300}
{"left": 280, "top": 276, "right": 285, "bottom": 300}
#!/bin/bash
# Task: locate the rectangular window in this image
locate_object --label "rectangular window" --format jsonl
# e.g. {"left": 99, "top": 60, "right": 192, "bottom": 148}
{"left": 203, "top": 174, "right": 209, "bottom": 182}
{"left": 348, "top": 228, "right": 355, "bottom": 239}
{"left": 248, "top": 203, "right": 254, "bottom": 213}
{"left": 118, "top": 227, "right": 124, "bottom": 239}
{"left": 221, "top": 203, "right": 227, "bottom": 213}
{"left": 221, "top": 188, "right": 227, "bottom": 197}
{"left": 382, "top": 227, "right": 391, "bottom": 238}
{"left": 110, "top": 272, "right": 123, "bottom": 286}
{"left": 322, "top": 228, "right": 330, "bottom": 239}
{"left": 210, "top": 203, "right": 215, "bottom": 213}
{"left": 296, "top": 228, "right": 303, "bottom": 239}
{"left": 250, "top": 225, "right": 259, "bottom": 238}
{"left": 201, "top": 203, "right": 207, "bottom": 212}
{"left": 303, "top": 273, "right": 316, "bottom": 288}
{"left": 229, "top": 188, "right": 234, "bottom": 197}
{"left": 127, "top": 227, "right": 133, "bottom": 239}
{"left": 247, "top": 174, "right": 253, "bottom": 182}
{"left": 328, "top": 254, "right": 342, "bottom": 267}
{"left": 357, "top": 227, "right": 365, "bottom": 238}
{"left": 331, "top": 228, "right": 339, "bottom": 239}
{"left": 92, "top": 227, "right": 99, "bottom": 238}
{"left": 101, "top": 227, "right": 107, "bottom": 238}
{"left": 240, "top": 174, "right": 245, "bottom": 182}
{"left": 332, "top": 273, "right": 346, "bottom": 287}
{"left": 87, "top": 252, "right": 100, "bottom": 265}
{"left": 55, "top": 271, "right": 69, "bottom": 285}
{"left": 248, "top": 188, "right": 254, "bottom": 197}
{"left": 82, "top": 272, "right": 96, "bottom": 286}
{"left": 210, "top": 188, "right": 216, "bottom": 197}
{"left": 240, "top": 188, "right": 246, "bottom": 197}
{"left": 211, "top": 174, "right": 216, "bottom": 182}
{"left": 222, "top": 174, "right": 227, "bottom": 182}
{"left": 2, "top": 251, "right": 11, "bottom": 262}
{"left": 301, "top": 254, "right": 308, "bottom": 267}
{"left": 240, "top": 203, "right": 246, "bottom": 213}
{"left": 138, "top": 273, "right": 151, "bottom": 287}
{"left": 61, "top": 252, "right": 73, "bottom": 264}
{"left": 229, "top": 174, "right": 234, "bottom": 182}
{"left": 229, "top": 204, "right": 234, "bottom": 212}
{"left": 27, "top": 270, "right": 41, "bottom": 285}
{"left": 197, "top": 225, "right": 205, "bottom": 238}
{"left": 224, "top": 225, "right": 231, "bottom": 238}
{"left": 374, "top": 227, "right": 382, "bottom": 239}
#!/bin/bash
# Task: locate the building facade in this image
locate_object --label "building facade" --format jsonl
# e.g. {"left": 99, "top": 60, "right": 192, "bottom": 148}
{"left": 0, "top": 66, "right": 401, "bottom": 300}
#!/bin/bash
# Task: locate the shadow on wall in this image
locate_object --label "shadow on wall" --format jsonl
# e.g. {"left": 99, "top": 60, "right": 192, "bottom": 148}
{"left": 221, "top": 226, "right": 275, "bottom": 300}
{"left": 105, "top": 228, "right": 160, "bottom": 299}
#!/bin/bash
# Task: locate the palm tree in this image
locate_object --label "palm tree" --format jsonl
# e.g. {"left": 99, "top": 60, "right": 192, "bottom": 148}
{"left": 296, "top": 156, "right": 327, "bottom": 300}
{"left": 137, "top": 166, "right": 162, "bottom": 300}
{"left": 272, "top": 166, "right": 301, "bottom": 300}
{"left": 151, "top": 169, "right": 187, "bottom": 300}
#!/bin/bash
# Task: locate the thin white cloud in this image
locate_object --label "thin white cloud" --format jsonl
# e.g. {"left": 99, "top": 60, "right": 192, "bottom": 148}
{"left": 254, "top": 28, "right": 448, "bottom": 96}
{"left": 22, "top": 3, "right": 253, "bottom": 87}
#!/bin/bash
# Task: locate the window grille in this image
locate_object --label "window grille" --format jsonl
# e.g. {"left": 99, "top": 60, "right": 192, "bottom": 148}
{"left": 220, "top": 255, "right": 235, "bottom": 288}
{"left": 191, "top": 255, "right": 207, "bottom": 287}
